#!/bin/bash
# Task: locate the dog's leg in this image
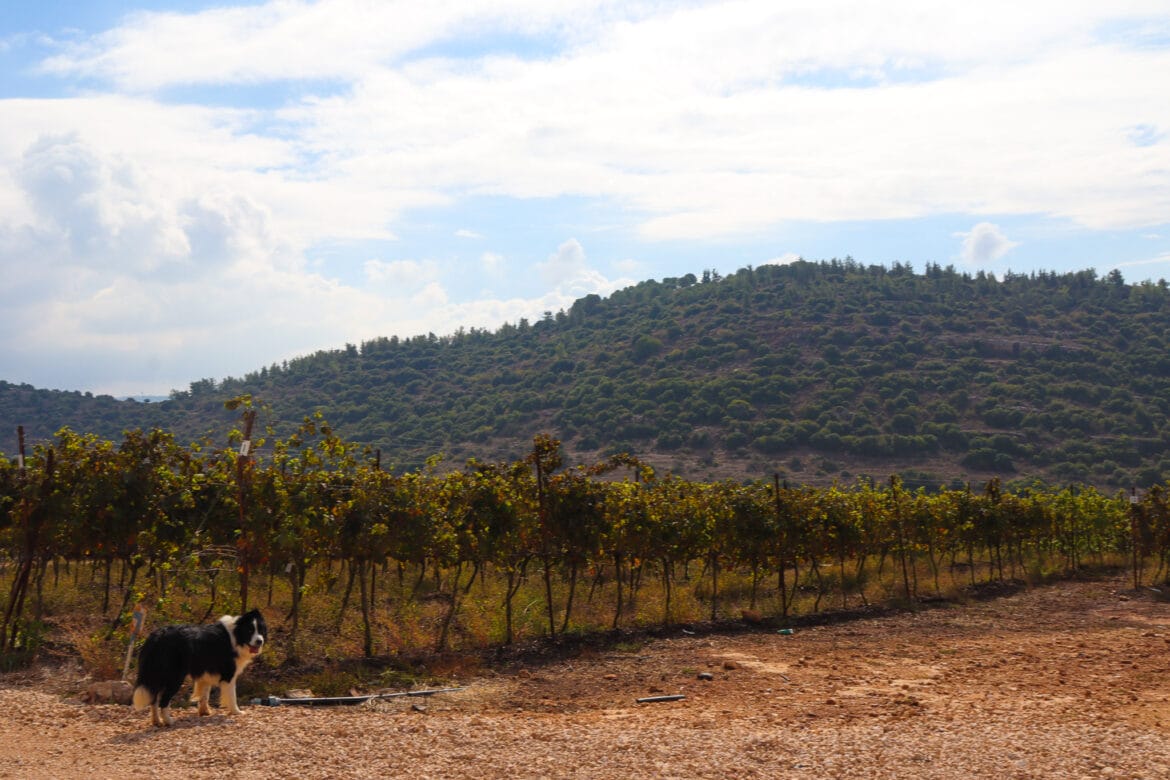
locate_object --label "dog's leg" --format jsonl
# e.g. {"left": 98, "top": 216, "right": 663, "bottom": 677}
{"left": 193, "top": 678, "right": 212, "bottom": 716}
{"left": 147, "top": 691, "right": 171, "bottom": 728}
{"left": 220, "top": 681, "right": 245, "bottom": 715}
{"left": 158, "top": 682, "right": 181, "bottom": 727}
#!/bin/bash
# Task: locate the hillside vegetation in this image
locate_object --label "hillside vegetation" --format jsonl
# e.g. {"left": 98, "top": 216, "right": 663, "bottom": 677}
{"left": 4, "top": 259, "right": 1170, "bottom": 489}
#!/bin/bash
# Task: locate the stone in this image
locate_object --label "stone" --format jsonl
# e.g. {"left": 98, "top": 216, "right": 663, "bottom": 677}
{"left": 83, "top": 680, "right": 133, "bottom": 705}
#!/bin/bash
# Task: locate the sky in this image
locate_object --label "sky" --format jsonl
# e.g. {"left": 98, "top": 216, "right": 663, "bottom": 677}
{"left": 1, "top": 1, "right": 1168, "bottom": 398}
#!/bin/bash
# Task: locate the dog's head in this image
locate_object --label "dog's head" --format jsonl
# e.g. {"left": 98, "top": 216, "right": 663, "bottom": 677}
{"left": 229, "top": 609, "right": 268, "bottom": 656}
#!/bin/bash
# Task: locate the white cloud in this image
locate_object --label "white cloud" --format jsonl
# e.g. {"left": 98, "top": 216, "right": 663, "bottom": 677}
{"left": 612, "top": 258, "right": 643, "bottom": 277}
{"left": 762, "top": 253, "right": 802, "bottom": 267}
{"left": 958, "top": 222, "right": 1019, "bottom": 267}
{"left": 1107, "top": 253, "right": 1170, "bottom": 286}
{"left": 15, "top": 1, "right": 1170, "bottom": 242}
{"left": 480, "top": 251, "right": 504, "bottom": 274}
{"left": 16, "top": 133, "right": 189, "bottom": 270}
{"left": 300, "top": 4, "right": 1168, "bottom": 236}
{"left": 363, "top": 258, "right": 437, "bottom": 288}
{"left": 537, "top": 238, "right": 587, "bottom": 288}
{"left": 3, "top": 1, "right": 1170, "bottom": 394}
{"left": 1114, "top": 251, "right": 1170, "bottom": 271}
{"left": 37, "top": 0, "right": 616, "bottom": 90}
{"left": 509, "top": 238, "right": 632, "bottom": 309}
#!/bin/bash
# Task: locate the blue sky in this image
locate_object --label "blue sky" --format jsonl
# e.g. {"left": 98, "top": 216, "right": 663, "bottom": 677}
{"left": 1, "top": 1, "right": 1168, "bottom": 397}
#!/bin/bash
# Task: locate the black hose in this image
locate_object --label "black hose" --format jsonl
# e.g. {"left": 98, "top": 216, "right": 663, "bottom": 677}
{"left": 251, "top": 687, "right": 465, "bottom": 707}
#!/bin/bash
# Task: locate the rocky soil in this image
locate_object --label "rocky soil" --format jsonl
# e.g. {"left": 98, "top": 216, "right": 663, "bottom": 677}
{"left": 3, "top": 574, "right": 1170, "bottom": 778}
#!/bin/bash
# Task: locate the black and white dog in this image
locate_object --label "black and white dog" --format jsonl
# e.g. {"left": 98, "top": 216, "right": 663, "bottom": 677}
{"left": 133, "top": 609, "right": 268, "bottom": 727}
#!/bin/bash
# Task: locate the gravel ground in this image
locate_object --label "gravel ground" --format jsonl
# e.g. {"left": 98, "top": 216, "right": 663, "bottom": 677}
{"left": 3, "top": 575, "right": 1170, "bottom": 779}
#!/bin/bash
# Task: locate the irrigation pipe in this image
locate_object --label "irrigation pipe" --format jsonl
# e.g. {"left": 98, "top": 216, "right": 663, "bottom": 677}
{"left": 251, "top": 687, "right": 466, "bottom": 707}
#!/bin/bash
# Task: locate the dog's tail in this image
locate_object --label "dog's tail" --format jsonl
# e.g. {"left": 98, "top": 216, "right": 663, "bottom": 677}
{"left": 132, "top": 685, "right": 154, "bottom": 711}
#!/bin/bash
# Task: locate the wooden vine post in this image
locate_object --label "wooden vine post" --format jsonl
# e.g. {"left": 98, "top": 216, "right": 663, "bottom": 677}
{"left": 774, "top": 473, "right": 790, "bottom": 618}
{"left": 236, "top": 410, "right": 256, "bottom": 613}
{"left": 535, "top": 447, "right": 554, "bottom": 638}
{"left": 891, "top": 475, "right": 913, "bottom": 599}
{"left": 1130, "top": 487, "right": 1142, "bottom": 590}
{"left": 2, "top": 428, "right": 50, "bottom": 651}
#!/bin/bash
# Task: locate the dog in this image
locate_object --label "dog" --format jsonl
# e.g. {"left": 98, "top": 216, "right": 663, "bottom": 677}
{"left": 132, "top": 609, "right": 267, "bottom": 727}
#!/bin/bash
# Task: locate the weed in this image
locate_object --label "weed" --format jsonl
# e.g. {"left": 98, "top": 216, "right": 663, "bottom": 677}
{"left": 59, "top": 622, "right": 124, "bottom": 680}
{"left": 379, "top": 668, "right": 424, "bottom": 688}
{"left": 612, "top": 640, "right": 644, "bottom": 654}
{"left": 4, "top": 549, "right": 1152, "bottom": 693}
{"left": 302, "top": 669, "right": 362, "bottom": 698}
{"left": 0, "top": 621, "right": 47, "bottom": 672}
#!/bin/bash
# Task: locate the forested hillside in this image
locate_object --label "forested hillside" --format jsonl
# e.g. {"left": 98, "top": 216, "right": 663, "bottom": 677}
{"left": 4, "top": 260, "right": 1170, "bottom": 489}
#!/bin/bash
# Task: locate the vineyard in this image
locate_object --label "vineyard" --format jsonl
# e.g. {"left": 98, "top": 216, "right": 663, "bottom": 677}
{"left": 3, "top": 397, "right": 1170, "bottom": 678}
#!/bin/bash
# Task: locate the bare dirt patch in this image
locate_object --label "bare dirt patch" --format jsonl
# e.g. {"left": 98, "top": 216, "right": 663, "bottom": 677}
{"left": 3, "top": 575, "right": 1170, "bottom": 778}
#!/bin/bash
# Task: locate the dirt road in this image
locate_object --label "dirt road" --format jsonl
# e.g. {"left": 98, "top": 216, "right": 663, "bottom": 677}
{"left": 3, "top": 575, "right": 1170, "bottom": 778}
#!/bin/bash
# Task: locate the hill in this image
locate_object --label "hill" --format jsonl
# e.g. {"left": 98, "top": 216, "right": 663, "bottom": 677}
{"left": 4, "top": 259, "right": 1170, "bottom": 489}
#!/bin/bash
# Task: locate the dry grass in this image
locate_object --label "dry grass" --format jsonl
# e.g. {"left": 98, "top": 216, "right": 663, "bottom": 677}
{"left": 0, "top": 551, "right": 1139, "bottom": 693}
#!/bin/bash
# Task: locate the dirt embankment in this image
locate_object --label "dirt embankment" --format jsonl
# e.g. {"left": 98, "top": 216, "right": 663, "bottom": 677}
{"left": 3, "top": 575, "right": 1170, "bottom": 779}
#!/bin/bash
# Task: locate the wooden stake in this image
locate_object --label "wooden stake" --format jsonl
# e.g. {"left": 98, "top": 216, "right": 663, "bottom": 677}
{"left": 237, "top": 410, "right": 256, "bottom": 612}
